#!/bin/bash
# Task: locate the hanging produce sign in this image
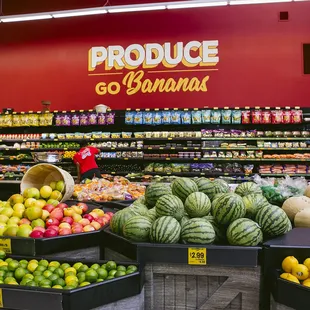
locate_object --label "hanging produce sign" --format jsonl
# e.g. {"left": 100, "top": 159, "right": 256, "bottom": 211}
{"left": 88, "top": 40, "right": 219, "bottom": 96}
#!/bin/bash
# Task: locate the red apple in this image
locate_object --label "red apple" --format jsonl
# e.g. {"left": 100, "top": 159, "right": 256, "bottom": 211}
{"left": 101, "top": 217, "right": 109, "bottom": 226}
{"left": 19, "top": 218, "right": 31, "bottom": 225}
{"left": 49, "top": 208, "right": 64, "bottom": 221}
{"left": 61, "top": 217, "right": 74, "bottom": 225}
{"left": 43, "top": 204, "right": 55, "bottom": 213}
{"left": 43, "top": 229, "right": 58, "bottom": 238}
{"left": 59, "top": 228, "right": 72, "bottom": 236}
{"left": 94, "top": 218, "right": 105, "bottom": 227}
{"left": 30, "top": 230, "right": 44, "bottom": 238}
{"left": 90, "top": 221, "right": 101, "bottom": 230}
{"left": 59, "top": 222, "right": 71, "bottom": 229}
{"left": 83, "top": 225, "right": 95, "bottom": 232}
{"left": 33, "top": 226, "right": 46, "bottom": 234}
{"left": 46, "top": 218, "right": 60, "bottom": 228}
{"left": 48, "top": 225, "right": 59, "bottom": 233}
{"left": 56, "top": 203, "right": 68, "bottom": 210}
{"left": 106, "top": 212, "right": 114, "bottom": 218}
{"left": 64, "top": 207, "right": 75, "bottom": 217}
{"left": 89, "top": 212, "right": 99, "bottom": 220}
{"left": 79, "top": 219, "right": 90, "bottom": 227}
{"left": 71, "top": 223, "right": 83, "bottom": 234}
{"left": 102, "top": 214, "right": 111, "bottom": 222}
{"left": 83, "top": 214, "right": 94, "bottom": 222}
{"left": 77, "top": 202, "right": 88, "bottom": 213}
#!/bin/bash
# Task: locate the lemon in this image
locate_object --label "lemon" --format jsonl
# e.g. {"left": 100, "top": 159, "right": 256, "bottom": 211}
{"left": 49, "top": 261, "right": 60, "bottom": 268}
{"left": 27, "top": 262, "right": 38, "bottom": 273}
{"left": 280, "top": 273, "right": 300, "bottom": 284}
{"left": 292, "top": 264, "right": 309, "bottom": 281}
{"left": 65, "top": 275, "right": 78, "bottom": 285}
{"left": 303, "top": 258, "right": 310, "bottom": 271}
{"left": 52, "top": 285, "right": 63, "bottom": 289}
{"left": 282, "top": 256, "right": 299, "bottom": 273}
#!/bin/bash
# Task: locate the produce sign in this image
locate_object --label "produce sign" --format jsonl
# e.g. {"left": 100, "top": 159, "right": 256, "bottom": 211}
{"left": 109, "top": 177, "right": 292, "bottom": 246}
{"left": 73, "top": 177, "right": 145, "bottom": 202}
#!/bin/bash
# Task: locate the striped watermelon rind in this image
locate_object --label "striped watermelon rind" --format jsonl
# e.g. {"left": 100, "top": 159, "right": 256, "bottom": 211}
{"left": 184, "top": 192, "right": 211, "bottom": 218}
{"left": 211, "top": 193, "right": 246, "bottom": 225}
{"left": 123, "top": 216, "right": 152, "bottom": 242}
{"left": 180, "top": 215, "right": 190, "bottom": 227}
{"left": 199, "top": 179, "right": 230, "bottom": 201}
{"left": 202, "top": 215, "right": 227, "bottom": 243}
{"left": 235, "top": 182, "right": 262, "bottom": 197}
{"left": 255, "top": 205, "right": 292, "bottom": 237}
{"left": 242, "top": 194, "right": 270, "bottom": 219}
{"left": 171, "top": 178, "right": 199, "bottom": 202}
{"left": 145, "top": 183, "right": 172, "bottom": 208}
{"left": 226, "top": 218, "right": 263, "bottom": 246}
{"left": 149, "top": 216, "right": 181, "bottom": 244}
{"left": 181, "top": 218, "right": 215, "bottom": 244}
{"left": 145, "top": 208, "right": 157, "bottom": 222}
{"left": 195, "top": 177, "right": 212, "bottom": 192}
{"left": 155, "top": 194, "right": 184, "bottom": 221}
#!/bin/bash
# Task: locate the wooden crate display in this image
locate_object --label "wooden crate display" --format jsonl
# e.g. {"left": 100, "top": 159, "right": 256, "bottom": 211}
{"left": 144, "top": 263, "right": 261, "bottom": 310}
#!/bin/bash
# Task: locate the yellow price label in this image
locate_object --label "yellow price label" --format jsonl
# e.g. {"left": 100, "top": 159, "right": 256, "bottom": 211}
{"left": 0, "top": 288, "right": 3, "bottom": 308}
{"left": 168, "top": 138, "right": 172, "bottom": 140}
{"left": 188, "top": 248, "right": 207, "bottom": 265}
{"left": 0, "top": 239, "right": 11, "bottom": 254}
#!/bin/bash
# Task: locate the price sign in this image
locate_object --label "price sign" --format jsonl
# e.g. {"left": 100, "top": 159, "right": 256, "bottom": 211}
{"left": 0, "top": 239, "right": 11, "bottom": 254}
{"left": 188, "top": 248, "right": 207, "bottom": 265}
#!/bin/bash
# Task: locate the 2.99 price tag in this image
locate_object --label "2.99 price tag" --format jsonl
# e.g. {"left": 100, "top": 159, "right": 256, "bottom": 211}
{"left": 0, "top": 239, "right": 12, "bottom": 254}
{"left": 188, "top": 248, "right": 207, "bottom": 265}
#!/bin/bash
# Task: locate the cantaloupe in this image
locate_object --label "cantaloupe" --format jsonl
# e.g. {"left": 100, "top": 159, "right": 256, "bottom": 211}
{"left": 294, "top": 209, "right": 310, "bottom": 228}
{"left": 282, "top": 196, "right": 310, "bottom": 221}
{"left": 304, "top": 186, "right": 310, "bottom": 198}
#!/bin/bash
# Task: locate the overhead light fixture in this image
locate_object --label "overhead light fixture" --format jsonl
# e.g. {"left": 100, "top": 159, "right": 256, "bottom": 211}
{"left": 230, "top": 0, "right": 292, "bottom": 5}
{"left": 52, "top": 8, "right": 107, "bottom": 18}
{"left": 167, "top": 0, "right": 228, "bottom": 9}
{"left": 108, "top": 5, "right": 166, "bottom": 13}
{"left": 1, "top": 14, "right": 52, "bottom": 23}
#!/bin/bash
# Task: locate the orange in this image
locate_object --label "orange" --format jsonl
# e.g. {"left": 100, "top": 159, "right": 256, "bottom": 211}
{"left": 292, "top": 264, "right": 309, "bottom": 281}
{"left": 282, "top": 256, "right": 299, "bottom": 273}
{"left": 280, "top": 273, "right": 300, "bottom": 284}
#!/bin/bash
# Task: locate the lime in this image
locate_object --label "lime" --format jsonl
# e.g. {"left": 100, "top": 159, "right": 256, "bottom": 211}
{"left": 49, "top": 274, "right": 59, "bottom": 284}
{"left": 20, "top": 278, "right": 32, "bottom": 286}
{"left": 23, "top": 274, "right": 34, "bottom": 281}
{"left": 19, "top": 260, "right": 29, "bottom": 266}
{"left": 0, "top": 266, "right": 8, "bottom": 272}
{"left": 33, "top": 271, "right": 42, "bottom": 277}
{"left": 52, "top": 285, "right": 63, "bottom": 289}
{"left": 14, "top": 267, "right": 27, "bottom": 281}
{"left": 65, "top": 275, "right": 78, "bottom": 285}
{"left": 77, "top": 272, "right": 86, "bottom": 284}
{"left": 79, "top": 281, "right": 90, "bottom": 287}
{"left": 19, "top": 262, "right": 28, "bottom": 269}
{"left": 0, "top": 271, "right": 5, "bottom": 278}
{"left": 26, "top": 281, "right": 37, "bottom": 287}
{"left": 39, "top": 260, "right": 49, "bottom": 267}
{"left": 53, "top": 278, "right": 65, "bottom": 287}
{"left": 65, "top": 271, "right": 76, "bottom": 278}
{"left": 36, "top": 265, "right": 47, "bottom": 273}
{"left": 66, "top": 280, "right": 78, "bottom": 288}
{"left": 73, "top": 262, "right": 83, "bottom": 271}
{"left": 8, "top": 260, "right": 19, "bottom": 271}
{"left": 114, "top": 271, "right": 126, "bottom": 278}
{"left": 106, "top": 276, "right": 114, "bottom": 280}
{"left": 54, "top": 268, "right": 64, "bottom": 278}
{"left": 7, "top": 281, "right": 18, "bottom": 285}
{"left": 101, "top": 264, "right": 107, "bottom": 269}
{"left": 5, "top": 258, "right": 13, "bottom": 264}
{"left": 29, "top": 259, "right": 38, "bottom": 265}
{"left": 43, "top": 270, "right": 53, "bottom": 278}
{"left": 48, "top": 266, "right": 56, "bottom": 273}
{"left": 108, "top": 270, "right": 117, "bottom": 277}
{"left": 5, "top": 271, "right": 13, "bottom": 278}
{"left": 106, "top": 261, "right": 117, "bottom": 271}
{"left": 0, "top": 251, "right": 6, "bottom": 259}
{"left": 39, "top": 279, "right": 52, "bottom": 287}
{"left": 96, "top": 279, "right": 104, "bottom": 282}
{"left": 85, "top": 269, "right": 98, "bottom": 283}
{"left": 41, "top": 285, "right": 51, "bottom": 288}
{"left": 117, "top": 265, "right": 126, "bottom": 272}
{"left": 126, "top": 269, "right": 136, "bottom": 275}
{"left": 90, "top": 264, "right": 100, "bottom": 271}
{"left": 34, "top": 275, "right": 45, "bottom": 284}
{"left": 64, "top": 285, "right": 75, "bottom": 290}
{"left": 27, "top": 262, "right": 38, "bottom": 273}
{"left": 127, "top": 265, "right": 138, "bottom": 272}
{"left": 4, "top": 277, "right": 16, "bottom": 284}
{"left": 49, "top": 261, "right": 60, "bottom": 268}
{"left": 97, "top": 268, "right": 108, "bottom": 280}
{"left": 65, "top": 267, "right": 76, "bottom": 275}
{"left": 78, "top": 264, "right": 89, "bottom": 273}
{"left": 60, "top": 263, "right": 71, "bottom": 271}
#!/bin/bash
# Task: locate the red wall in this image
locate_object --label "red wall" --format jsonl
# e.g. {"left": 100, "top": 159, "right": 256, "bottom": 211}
{"left": 0, "top": 2, "right": 309, "bottom": 111}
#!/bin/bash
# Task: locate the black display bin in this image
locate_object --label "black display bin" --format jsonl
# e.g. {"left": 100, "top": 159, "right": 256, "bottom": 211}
{"left": 101, "top": 228, "right": 261, "bottom": 267}
{"left": 0, "top": 256, "right": 142, "bottom": 310}
{"left": 0, "top": 202, "right": 115, "bottom": 256}
{"left": 94, "top": 200, "right": 135, "bottom": 210}
{"left": 263, "top": 228, "right": 310, "bottom": 310}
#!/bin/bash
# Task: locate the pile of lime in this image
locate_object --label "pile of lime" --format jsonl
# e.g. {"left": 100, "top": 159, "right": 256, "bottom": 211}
{"left": 0, "top": 251, "right": 137, "bottom": 290}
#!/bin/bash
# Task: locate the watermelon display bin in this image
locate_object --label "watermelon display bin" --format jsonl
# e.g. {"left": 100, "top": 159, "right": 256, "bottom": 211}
{"left": 263, "top": 228, "right": 310, "bottom": 310}
{"left": 0, "top": 201, "right": 115, "bottom": 260}
{"left": 0, "top": 255, "right": 144, "bottom": 310}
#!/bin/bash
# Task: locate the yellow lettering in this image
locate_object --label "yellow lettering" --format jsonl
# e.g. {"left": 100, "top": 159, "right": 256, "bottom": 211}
{"left": 199, "top": 76, "right": 210, "bottom": 92}
{"left": 123, "top": 71, "right": 144, "bottom": 95}
{"left": 96, "top": 82, "right": 107, "bottom": 95}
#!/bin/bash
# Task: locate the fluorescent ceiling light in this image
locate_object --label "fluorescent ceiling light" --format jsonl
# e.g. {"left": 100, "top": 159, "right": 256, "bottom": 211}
{"left": 108, "top": 5, "right": 166, "bottom": 13}
{"left": 230, "top": 0, "right": 292, "bottom": 5}
{"left": 1, "top": 14, "right": 52, "bottom": 23}
{"left": 167, "top": 1, "right": 228, "bottom": 9}
{"left": 53, "top": 9, "right": 107, "bottom": 18}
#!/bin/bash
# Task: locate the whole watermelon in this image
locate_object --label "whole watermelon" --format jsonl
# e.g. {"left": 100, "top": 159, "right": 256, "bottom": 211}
{"left": 200, "top": 179, "right": 230, "bottom": 200}
{"left": 155, "top": 194, "right": 184, "bottom": 221}
{"left": 145, "top": 208, "right": 157, "bottom": 222}
{"left": 202, "top": 215, "right": 227, "bottom": 243}
{"left": 171, "top": 178, "right": 198, "bottom": 202}
{"left": 235, "top": 182, "right": 262, "bottom": 197}
{"left": 185, "top": 192, "right": 211, "bottom": 218}
{"left": 242, "top": 194, "right": 270, "bottom": 219}
{"left": 145, "top": 183, "right": 172, "bottom": 208}
{"left": 211, "top": 193, "right": 246, "bottom": 225}
{"left": 181, "top": 218, "right": 215, "bottom": 244}
{"left": 110, "top": 209, "right": 136, "bottom": 235}
{"left": 123, "top": 216, "right": 152, "bottom": 242}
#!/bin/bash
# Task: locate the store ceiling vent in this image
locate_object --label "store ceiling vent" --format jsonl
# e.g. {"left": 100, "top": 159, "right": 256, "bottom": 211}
{"left": 279, "top": 11, "right": 289, "bottom": 21}
{"left": 304, "top": 44, "right": 310, "bottom": 75}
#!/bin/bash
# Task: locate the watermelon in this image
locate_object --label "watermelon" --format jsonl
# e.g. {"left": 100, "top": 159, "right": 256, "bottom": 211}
{"left": 130, "top": 203, "right": 148, "bottom": 216}
{"left": 180, "top": 215, "right": 190, "bottom": 227}
{"left": 171, "top": 178, "right": 199, "bottom": 202}
{"left": 181, "top": 218, "right": 215, "bottom": 244}
{"left": 242, "top": 194, "right": 270, "bottom": 219}
{"left": 211, "top": 193, "right": 246, "bottom": 225}
{"left": 199, "top": 179, "right": 230, "bottom": 200}
{"left": 155, "top": 194, "right": 184, "bottom": 220}
{"left": 255, "top": 204, "right": 292, "bottom": 237}
{"left": 202, "top": 215, "right": 226, "bottom": 243}
{"left": 235, "top": 182, "right": 262, "bottom": 197}
{"left": 149, "top": 216, "right": 181, "bottom": 244}
{"left": 145, "top": 183, "right": 172, "bottom": 207}
{"left": 110, "top": 210, "right": 123, "bottom": 234}
{"left": 145, "top": 208, "right": 157, "bottom": 222}
{"left": 184, "top": 192, "right": 211, "bottom": 218}
{"left": 134, "top": 196, "right": 146, "bottom": 205}
{"left": 110, "top": 209, "right": 136, "bottom": 235}
{"left": 123, "top": 216, "right": 152, "bottom": 242}
{"left": 226, "top": 218, "right": 263, "bottom": 246}
{"left": 195, "top": 177, "right": 212, "bottom": 192}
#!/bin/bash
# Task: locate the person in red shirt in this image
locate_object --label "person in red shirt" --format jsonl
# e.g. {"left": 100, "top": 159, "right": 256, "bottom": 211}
{"left": 73, "top": 143, "right": 101, "bottom": 183}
